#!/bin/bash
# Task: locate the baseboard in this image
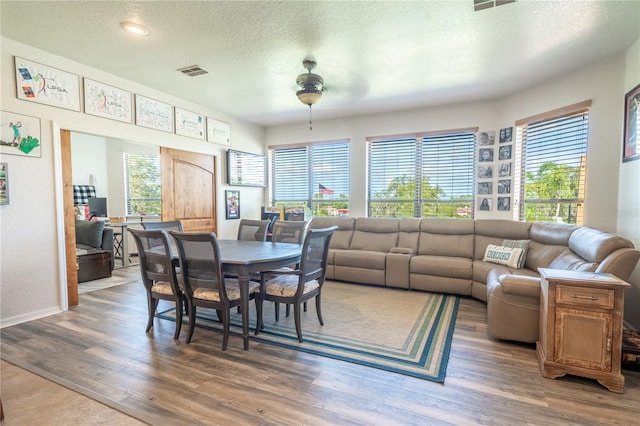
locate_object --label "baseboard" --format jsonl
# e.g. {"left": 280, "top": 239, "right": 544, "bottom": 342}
{"left": 0, "top": 306, "right": 62, "bottom": 329}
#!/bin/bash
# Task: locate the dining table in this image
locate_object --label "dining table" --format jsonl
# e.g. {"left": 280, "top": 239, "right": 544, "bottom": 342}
{"left": 216, "top": 239, "right": 302, "bottom": 350}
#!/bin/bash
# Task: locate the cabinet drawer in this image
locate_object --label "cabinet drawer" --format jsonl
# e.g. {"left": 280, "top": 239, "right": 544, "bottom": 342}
{"left": 556, "top": 285, "right": 614, "bottom": 309}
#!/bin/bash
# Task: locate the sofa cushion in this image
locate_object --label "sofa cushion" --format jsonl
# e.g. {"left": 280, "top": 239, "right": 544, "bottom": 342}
{"left": 502, "top": 239, "right": 529, "bottom": 268}
{"left": 418, "top": 219, "right": 475, "bottom": 258}
{"left": 568, "top": 226, "right": 634, "bottom": 263}
{"left": 335, "top": 250, "right": 387, "bottom": 270}
{"left": 548, "top": 248, "right": 597, "bottom": 272}
{"left": 411, "top": 255, "right": 472, "bottom": 279}
{"left": 309, "top": 217, "right": 355, "bottom": 250}
{"left": 483, "top": 244, "right": 523, "bottom": 268}
{"left": 76, "top": 219, "right": 105, "bottom": 248}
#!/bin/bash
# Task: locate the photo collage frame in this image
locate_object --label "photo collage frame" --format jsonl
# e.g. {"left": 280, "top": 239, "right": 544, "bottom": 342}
{"left": 476, "top": 127, "right": 513, "bottom": 212}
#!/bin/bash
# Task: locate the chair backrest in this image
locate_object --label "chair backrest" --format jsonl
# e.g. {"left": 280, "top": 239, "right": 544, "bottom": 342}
{"left": 142, "top": 220, "right": 184, "bottom": 233}
{"left": 272, "top": 220, "right": 307, "bottom": 245}
{"left": 237, "top": 219, "right": 269, "bottom": 241}
{"left": 128, "top": 228, "right": 180, "bottom": 294}
{"left": 299, "top": 226, "right": 338, "bottom": 283}
{"left": 171, "top": 231, "right": 230, "bottom": 303}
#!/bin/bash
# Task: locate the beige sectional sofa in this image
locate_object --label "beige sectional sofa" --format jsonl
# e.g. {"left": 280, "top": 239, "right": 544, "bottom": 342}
{"left": 308, "top": 217, "right": 640, "bottom": 343}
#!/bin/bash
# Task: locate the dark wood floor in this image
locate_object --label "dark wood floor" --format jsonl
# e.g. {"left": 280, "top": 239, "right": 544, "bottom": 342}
{"left": 1, "top": 273, "right": 639, "bottom": 425}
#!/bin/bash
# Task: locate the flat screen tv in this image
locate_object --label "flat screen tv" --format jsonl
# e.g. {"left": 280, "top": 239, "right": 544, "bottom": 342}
{"left": 88, "top": 197, "right": 108, "bottom": 218}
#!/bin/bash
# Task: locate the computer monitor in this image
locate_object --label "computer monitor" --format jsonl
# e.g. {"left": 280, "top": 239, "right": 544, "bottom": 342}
{"left": 88, "top": 197, "right": 108, "bottom": 218}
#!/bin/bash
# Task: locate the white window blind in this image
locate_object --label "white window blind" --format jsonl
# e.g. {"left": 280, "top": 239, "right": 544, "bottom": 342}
{"left": 124, "top": 153, "right": 161, "bottom": 216}
{"left": 517, "top": 103, "right": 589, "bottom": 224}
{"left": 271, "top": 141, "right": 349, "bottom": 216}
{"left": 368, "top": 131, "right": 475, "bottom": 218}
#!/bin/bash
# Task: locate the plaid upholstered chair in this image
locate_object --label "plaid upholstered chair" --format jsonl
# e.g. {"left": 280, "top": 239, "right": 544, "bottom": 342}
{"left": 171, "top": 232, "right": 262, "bottom": 350}
{"left": 256, "top": 226, "right": 336, "bottom": 342}
{"left": 129, "top": 228, "right": 185, "bottom": 340}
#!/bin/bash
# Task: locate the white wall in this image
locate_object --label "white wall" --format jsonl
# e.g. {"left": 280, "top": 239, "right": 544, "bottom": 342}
{"left": 0, "top": 37, "right": 265, "bottom": 326}
{"left": 619, "top": 39, "right": 640, "bottom": 327}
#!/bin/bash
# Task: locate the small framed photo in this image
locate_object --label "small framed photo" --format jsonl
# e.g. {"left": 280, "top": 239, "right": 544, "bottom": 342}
{"left": 477, "top": 165, "right": 493, "bottom": 179}
{"left": 498, "top": 162, "right": 511, "bottom": 177}
{"left": 497, "top": 197, "right": 511, "bottom": 211}
{"left": 623, "top": 83, "right": 640, "bottom": 162}
{"left": 499, "top": 127, "right": 513, "bottom": 143}
{"left": 225, "top": 190, "right": 240, "bottom": 220}
{"left": 1, "top": 111, "right": 42, "bottom": 157}
{"left": 497, "top": 179, "right": 511, "bottom": 194}
{"left": 0, "top": 162, "right": 9, "bottom": 205}
{"left": 175, "top": 107, "right": 205, "bottom": 140}
{"left": 498, "top": 145, "right": 512, "bottom": 160}
{"left": 479, "top": 148, "right": 494, "bottom": 162}
{"left": 478, "top": 131, "right": 495, "bottom": 146}
{"left": 478, "top": 182, "right": 493, "bottom": 195}
{"left": 478, "top": 197, "right": 492, "bottom": 211}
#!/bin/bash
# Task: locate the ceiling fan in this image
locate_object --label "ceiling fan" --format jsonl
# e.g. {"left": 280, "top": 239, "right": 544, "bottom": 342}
{"left": 296, "top": 58, "right": 324, "bottom": 130}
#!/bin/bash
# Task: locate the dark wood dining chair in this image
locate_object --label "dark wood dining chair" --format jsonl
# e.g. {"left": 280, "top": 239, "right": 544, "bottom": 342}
{"left": 142, "top": 220, "right": 184, "bottom": 232}
{"left": 128, "top": 228, "right": 185, "bottom": 339}
{"left": 237, "top": 219, "right": 269, "bottom": 241}
{"left": 257, "top": 226, "right": 337, "bottom": 342}
{"left": 171, "top": 231, "right": 262, "bottom": 350}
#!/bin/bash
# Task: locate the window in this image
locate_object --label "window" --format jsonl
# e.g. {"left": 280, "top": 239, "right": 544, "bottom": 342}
{"left": 124, "top": 153, "right": 161, "bottom": 216}
{"left": 368, "top": 130, "right": 476, "bottom": 218}
{"left": 270, "top": 141, "right": 349, "bottom": 216}
{"left": 515, "top": 101, "right": 591, "bottom": 224}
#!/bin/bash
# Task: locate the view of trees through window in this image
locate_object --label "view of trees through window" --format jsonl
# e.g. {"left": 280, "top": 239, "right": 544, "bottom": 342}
{"left": 519, "top": 106, "right": 589, "bottom": 224}
{"left": 368, "top": 132, "right": 475, "bottom": 219}
{"left": 271, "top": 141, "right": 349, "bottom": 217}
{"left": 124, "top": 153, "right": 161, "bottom": 216}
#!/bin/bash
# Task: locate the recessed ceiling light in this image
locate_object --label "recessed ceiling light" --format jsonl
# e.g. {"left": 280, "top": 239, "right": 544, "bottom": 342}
{"left": 119, "top": 21, "right": 149, "bottom": 36}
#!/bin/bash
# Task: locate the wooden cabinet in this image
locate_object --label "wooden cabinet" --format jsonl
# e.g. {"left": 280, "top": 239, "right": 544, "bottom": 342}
{"left": 536, "top": 268, "right": 629, "bottom": 393}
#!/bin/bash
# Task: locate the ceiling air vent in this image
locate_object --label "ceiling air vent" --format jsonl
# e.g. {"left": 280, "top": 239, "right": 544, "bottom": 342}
{"left": 474, "top": 0, "right": 515, "bottom": 12}
{"left": 177, "top": 65, "right": 208, "bottom": 77}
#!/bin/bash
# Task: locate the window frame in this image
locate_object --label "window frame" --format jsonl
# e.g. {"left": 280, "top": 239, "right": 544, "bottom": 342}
{"left": 124, "top": 152, "right": 162, "bottom": 216}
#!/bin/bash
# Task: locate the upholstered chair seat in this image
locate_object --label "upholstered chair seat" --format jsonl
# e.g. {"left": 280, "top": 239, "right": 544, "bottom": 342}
{"left": 193, "top": 279, "right": 259, "bottom": 302}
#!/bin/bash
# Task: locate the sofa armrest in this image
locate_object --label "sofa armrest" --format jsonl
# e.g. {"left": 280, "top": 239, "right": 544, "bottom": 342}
{"left": 390, "top": 247, "right": 416, "bottom": 255}
{"left": 498, "top": 274, "right": 541, "bottom": 298}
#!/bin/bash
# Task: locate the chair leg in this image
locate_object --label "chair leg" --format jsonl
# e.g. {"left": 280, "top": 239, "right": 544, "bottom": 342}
{"left": 294, "top": 303, "right": 303, "bottom": 342}
{"left": 304, "top": 301, "right": 308, "bottom": 312}
{"left": 275, "top": 302, "right": 280, "bottom": 322}
{"left": 146, "top": 295, "right": 159, "bottom": 333}
{"left": 221, "top": 309, "right": 230, "bottom": 351}
{"left": 286, "top": 304, "right": 290, "bottom": 317}
{"left": 173, "top": 299, "right": 183, "bottom": 340}
{"left": 315, "top": 294, "right": 324, "bottom": 326}
{"left": 255, "top": 298, "right": 263, "bottom": 335}
{"left": 186, "top": 304, "right": 197, "bottom": 344}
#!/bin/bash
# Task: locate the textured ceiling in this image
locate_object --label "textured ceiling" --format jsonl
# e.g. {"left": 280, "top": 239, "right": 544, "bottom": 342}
{"left": 2, "top": 1, "right": 639, "bottom": 127}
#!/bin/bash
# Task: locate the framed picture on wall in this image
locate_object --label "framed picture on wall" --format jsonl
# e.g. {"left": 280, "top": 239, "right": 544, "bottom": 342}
{"left": 175, "top": 107, "right": 205, "bottom": 140}
{"left": 83, "top": 78, "right": 132, "bottom": 123}
{"left": 623, "top": 83, "right": 640, "bottom": 162}
{"left": 1, "top": 111, "right": 42, "bottom": 157}
{"left": 225, "top": 190, "right": 240, "bottom": 219}
{"left": 135, "top": 95, "right": 173, "bottom": 133}
{"left": 15, "top": 56, "right": 81, "bottom": 111}
{"left": 0, "top": 162, "right": 9, "bottom": 205}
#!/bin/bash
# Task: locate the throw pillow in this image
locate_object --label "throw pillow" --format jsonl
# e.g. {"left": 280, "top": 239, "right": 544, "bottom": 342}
{"left": 76, "top": 219, "right": 105, "bottom": 248}
{"left": 502, "top": 239, "right": 530, "bottom": 269}
{"left": 483, "top": 244, "right": 523, "bottom": 269}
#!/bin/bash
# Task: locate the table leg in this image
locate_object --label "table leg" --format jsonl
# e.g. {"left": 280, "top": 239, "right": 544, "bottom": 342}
{"left": 237, "top": 270, "right": 250, "bottom": 350}
{"left": 121, "top": 225, "right": 131, "bottom": 266}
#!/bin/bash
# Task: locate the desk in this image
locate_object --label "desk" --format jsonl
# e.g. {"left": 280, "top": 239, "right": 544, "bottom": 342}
{"left": 218, "top": 240, "right": 301, "bottom": 350}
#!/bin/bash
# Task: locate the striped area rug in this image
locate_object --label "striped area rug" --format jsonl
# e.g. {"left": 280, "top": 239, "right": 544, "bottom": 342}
{"left": 157, "top": 281, "right": 459, "bottom": 383}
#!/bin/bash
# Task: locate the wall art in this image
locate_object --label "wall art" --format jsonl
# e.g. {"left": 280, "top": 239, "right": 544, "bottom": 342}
{"left": 225, "top": 190, "right": 240, "bottom": 219}
{"left": 0, "top": 162, "right": 9, "bottom": 205}
{"left": 478, "top": 131, "right": 495, "bottom": 146}
{"left": 135, "top": 95, "right": 173, "bottom": 133}
{"left": 207, "top": 117, "right": 231, "bottom": 145}
{"left": 83, "top": 78, "right": 132, "bottom": 123}
{"left": 499, "top": 127, "right": 513, "bottom": 143}
{"left": 623, "top": 83, "right": 640, "bottom": 162}
{"left": 497, "top": 196, "right": 511, "bottom": 211}
{"left": 15, "top": 56, "right": 80, "bottom": 111}
{"left": 175, "top": 107, "right": 205, "bottom": 140}
{"left": 0, "top": 111, "right": 42, "bottom": 157}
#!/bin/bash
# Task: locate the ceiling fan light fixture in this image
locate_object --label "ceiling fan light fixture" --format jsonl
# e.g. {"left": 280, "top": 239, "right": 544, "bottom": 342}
{"left": 296, "top": 88, "right": 322, "bottom": 106}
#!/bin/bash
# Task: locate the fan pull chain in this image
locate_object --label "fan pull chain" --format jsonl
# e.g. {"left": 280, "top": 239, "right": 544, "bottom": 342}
{"left": 309, "top": 104, "right": 313, "bottom": 130}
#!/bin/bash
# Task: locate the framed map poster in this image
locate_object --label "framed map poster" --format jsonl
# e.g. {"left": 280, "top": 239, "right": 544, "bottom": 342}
{"left": 175, "top": 107, "right": 205, "bottom": 140}
{"left": 135, "top": 95, "right": 173, "bottom": 133}
{"left": 15, "top": 56, "right": 80, "bottom": 111}
{"left": 83, "top": 79, "right": 132, "bottom": 123}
